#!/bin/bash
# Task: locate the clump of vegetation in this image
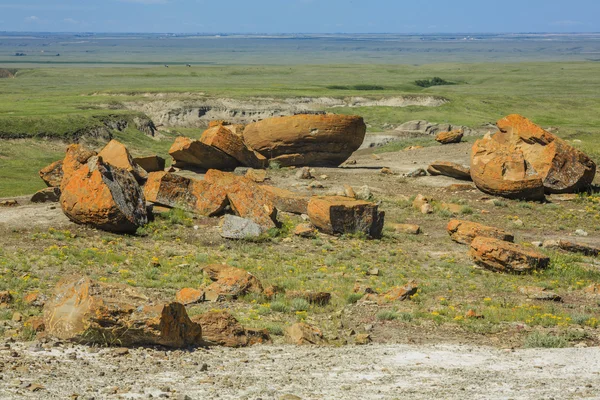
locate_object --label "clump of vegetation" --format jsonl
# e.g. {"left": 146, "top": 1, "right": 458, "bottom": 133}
{"left": 414, "top": 77, "right": 454, "bottom": 88}
{"left": 326, "top": 84, "right": 384, "bottom": 91}
{"left": 524, "top": 331, "right": 568, "bottom": 348}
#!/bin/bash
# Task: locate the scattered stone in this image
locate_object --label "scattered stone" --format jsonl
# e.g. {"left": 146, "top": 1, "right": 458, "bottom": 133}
{"left": 27, "top": 316, "right": 45, "bottom": 332}
{"left": 39, "top": 160, "right": 64, "bottom": 187}
{"left": 470, "top": 236, "right": 550, "bottom": 273}
{"left": 531, "top": 241, "right": 543, "bottom": 247}
{"left": 307, "top": 196, "right": 385, "bottom": 238}
{"left": 549, "top": 193, "right": 579, "bottom": 202}
{"left": 144, "top": 171, "right": 228, "bottom": 216}
{"left": 113, "top": 347, "right": 130, "bottom": 356}
{"left": 404, "top": 145, "right": 423, "bottom": 151}
{"left": 343, "top": 184, "right": 356, "bottom": 198}
{"left": 168, "top": 136, "right": 239, "bottom": 170}
{"left": 295, "top": 167, "right": 313, "bottom": 180}
{"left": 440, "top": 203, "right": 463, "bottom": 214}
{"left": 355, "top": 333, "right": 372, "bottom": 345}
{"left": 465, "top": 309, "right": 484, "bottom": 319}
{"left": 202, "top": 264, "right": 263, "bottom": 298}
{"left": 286, "top": 291, "right": 331, "bottom": 306}
{"left": 285, "top": 322, "right": 326, "bottom": 345}
{"left": 0, "top": 199, "right": 18, "bottom": 207}
{"left": 133, "top": 155, "right": 166, "bottom": 173}
{"left": 584, "top": 284, "right": 600, "bottom": 295}
{"left": 513, "top": 219, "right": 524, "bottom": 227}
{"left": 243, "top": 114, "right": 367, "bottom": 167}
{"left": 245, "top": 168, "right": 268, "bottom": 183}
{"left": 261, "top": 185, "right": 310, "bottom": 214}
{"left": 0, "top": 291, "right": 13, "bottom": 304}
{"left": 205, "top": 170, "right": 278, "bottom": 230}
{"left": 307, "top": 181, "right": 324, "bottom": 189}
{"left": 447, "top": 219, "right": 514, "bottom": 245}
{"left": 12, "top": 312, "right": 22, "bottom": 322}
{"left": 355, "top": 185, "right": 373, "bottom": 201}
{"left": 60, "top": 156, "right": 148, "bottom": 233}
{"left": 23, "top": 291, "right": 46, "bottom": 306}
{"left": 427, "top": 161, "right": 471, "bottom": 181}
{"left": 542, "top": 239, "right": 599, "bottom": 256}
{"left": 518, "top": 286, "right": 562, "bottom": 302}
{"left": 31, "top": 187, "right": 61, "bottom": 203}
{"left": 393, "top": 224, "right": 421, "bottom": 234}
{"left": 405, "top": 167, "right": 426, "bottom": 177}
{"left": 380, "top": 167, "right": 395, "bottom": 175}
{"left": 220, "top": 214, "right": 264, "bottom": 239}
{"left": 575, "top": 229, "right": 589, "bottom": 237}
{"left": 43, "top": 276, "right": 203, "bottom": 347}
{"left": 98, "top": 139, "right": 148, "bottom": 183}
{"left": 293, "top": 223, "right": 317, "bottom": 238}
{"left": 175, "top": 288, "right": 205, "bottom": 305}
{"left": 436, "top": 129, "right": 464, "bottom": 144}
{"left": 192, "top": 310, "right": 270, "bottom": 347}
{"left": 413, "top": 194, "right": 433, "bottom": 214}
{"left": 319, "top": 174, "right": 328, "bottom": 180}
{"left": 200, "top": 125, "right": 267, "bottom": 169}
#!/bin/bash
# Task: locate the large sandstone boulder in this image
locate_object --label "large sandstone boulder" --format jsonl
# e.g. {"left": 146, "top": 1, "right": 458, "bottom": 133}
{"left": 496, "top": 115, "right": 596, "bottom": 193}
{"left": 470, "top": 236, "right": 550, "bottom": 273}
{"left": 203, "top": 264, "right": 263, "bottom": 299}
{"left": 39, "top": 160, "right": 64, "bottom": 187}
{"left": 204, "top": 170, "right": 277, "bottom": 230}
{"left": 60, "top": 156, "right": 148, "bottom": 233}
{"left": 200, "top": 125, "right": 267, "bottom": 169}
{"left": 307, "top": 196, "right": 384, "bottom": 238}
{"left": 60, "top": 144, "right": 97, "bottom": 189}
{"left": 471, "top": 133, "right": 545, "bottom": 200}
{"left": 427, "top": 161, "right": 471, "bottom": 181}
{"left": 242, "top": 114, "right": 367, "bottom": 167}
{"left": 447, "top": 219, "right": 514, "bottom": 245}
{"left": 169, "top": 136, "right": 239, "bottom": 171}
{"left": 285, "top": 322, "right": 326, "bottom": 345}
{"left": 43, "top": 276, "right": 203, "bottom": 348}
{"left": 98, "top": 139, "right": 148, "bottom": 183}
{"left": 144, "top": 171, "right": 228, "bottom": 216}
{"left": 260, "top": 185, "right": 310, "bottom": 214}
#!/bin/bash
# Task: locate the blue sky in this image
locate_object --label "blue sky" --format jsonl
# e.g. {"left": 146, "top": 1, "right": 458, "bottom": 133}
{"left": 0, "top": 0, "right": 598, "bottom": 34}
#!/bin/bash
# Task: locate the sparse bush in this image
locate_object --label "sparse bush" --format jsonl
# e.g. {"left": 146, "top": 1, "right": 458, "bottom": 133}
{"left": 524, "top": 331, "right": 568, "bottom": 348}
{"left": 270, "top": 301, "right": 289, "bottom": 313}
{"left": 346, "top": 293, "right": 364, "bottom": 304}
{"left": 377, "top": 310, "right": 398, "bottom": 321}
{"left": 414, "top": 77, "right": 453, "bottom": 88}
{"left": 291, "top": 298, "right": 310, "bottom": 312}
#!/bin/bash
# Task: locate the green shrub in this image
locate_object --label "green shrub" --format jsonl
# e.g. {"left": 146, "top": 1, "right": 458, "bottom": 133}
{"left": 524, "top": 331, "right": 568, "bottom": 348}
{"left": 414, "top": 77, "right": 453, "bottom": 88}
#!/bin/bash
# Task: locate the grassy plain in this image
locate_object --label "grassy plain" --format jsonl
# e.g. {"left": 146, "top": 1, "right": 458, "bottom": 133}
{"left": 1, "top": 34, "right": 600, "bottom": 347}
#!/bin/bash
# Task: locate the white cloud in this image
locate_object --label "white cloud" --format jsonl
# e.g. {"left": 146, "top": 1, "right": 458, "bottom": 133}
{"left": 119, "top": 0, "right": 170, "bottom": 4}
{"left": 24, "top": 15, "right": 39, "bottom": 22}
{"left": 64, "top": 18, "right": 78, "bottom": 24}
{"left": 552, "top": 20, "right": 584, "bottom": 26}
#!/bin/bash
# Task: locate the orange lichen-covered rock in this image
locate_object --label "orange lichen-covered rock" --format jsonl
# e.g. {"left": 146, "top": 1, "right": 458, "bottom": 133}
{"left": 144, "top": 172, "right": 228, "bottom": 216}
{"left": 495, "top": 114, "right": 596, "bottom": 193}
{"left": 192, "top": 310, "right": 270, "bottom": 347}
{"left": 168, "top": 136, "right": 239, "bottom": 170}
{"left": 175, "top": 288, "right": 205, "bottom": 305}
{"left": 60, "top": 144, "right": 97, "bottom": 189}
{"left": 435, "top": 129, "right": 463, "bottom": 144}
{"left": 60, "top": 156, "right": 148, "bottom": 233}
{"left": 243, "top": 114, "right": 367, "bottom": 167}
{"left": 427, "top": 161, "right": 471, "bottom": 181}
{"left": 470, "top": 236, "right": 549, "bottom": 273}
{"left": 307, "top": 196, "right": 384, "bottom": 238}
{"left": 203, "top": 264, "right": 263, "bottom": 298}
{"left": 205, "top": 170, "right": 277, "bottom": 229}
{"left": 470, "top": 133, "right": 545, "bottom": 200}
{"left": 98, "top": 139, "right": 147, "bottom": 182}
{"left": 39, "top": 160, "right": 64, "bottom": 187}
{"left": 447, "top": 219, "right": 514, "bottom": 245}
{"left": 260, "top": 185, "right": 310, "bottom": 214}
{"left": 200, "top": 125, "right": 268, "bottom": 169}
{"left": 245, "top": 168, "right": 268, "bottom": 183}
{"left": 43, "top": 276, "right": 203, "bottom": 348}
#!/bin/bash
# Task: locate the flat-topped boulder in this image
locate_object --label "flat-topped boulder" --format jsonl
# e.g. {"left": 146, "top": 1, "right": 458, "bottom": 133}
{"left": 470, "top": 236, "right": 549, "bottom": 273}
{"left": 144, "top": 171, "right": 228, "bottom": 216}
{"left": 200, "top": 125, "right": 267, "bottom": 169}
{"left": 427, "top": 161, "right": 471, "bottom": 180}
{"left": 435, "top": 129, "right": 463, "bottom": 144}
{"left": 307, "top": 196, "right": 384, "bottom": 238}
{"left": 60, "top": 156, "right": 147, "bottom": 233}
{"left": 447, "top": 219, "right": 514, "bottom": 245}
{"left": 242, "top": 114, "right": 366, "bottom": 167}
{"left": 169, "top": 136, "right": 239, "bottom": 171}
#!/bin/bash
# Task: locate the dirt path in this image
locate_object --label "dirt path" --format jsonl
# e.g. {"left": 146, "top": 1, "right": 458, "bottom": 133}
{"left": 1, "top": 341, "right": 598, "bottom": 399}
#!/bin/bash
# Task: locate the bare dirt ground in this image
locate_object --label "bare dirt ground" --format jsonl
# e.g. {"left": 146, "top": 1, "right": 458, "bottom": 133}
{"left": 1, "top": 341, "right": 598, "bottom": 399}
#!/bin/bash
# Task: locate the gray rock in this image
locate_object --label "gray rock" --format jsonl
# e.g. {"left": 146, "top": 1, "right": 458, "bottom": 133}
{"left": 355, "top": 185, "right": 373, "bottom": 201}
{"left": 31, "top": 187, "right": 61, "bottom": 203}
{"left": 575, "top": 229, "right": 589, "bottom": 237}
{"left": 394, "top": 120, "right": 475, "bottom": 136}
{"left": 405, "top": 168, "right": 427, "bottom": 177}
{"left": 220, "top": 214, "right": 265, "bottom": 240}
